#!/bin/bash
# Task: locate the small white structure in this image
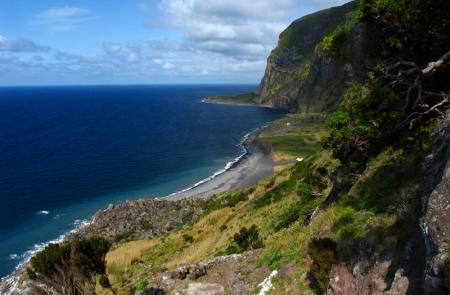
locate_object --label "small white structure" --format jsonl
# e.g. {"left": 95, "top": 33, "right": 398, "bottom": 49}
{"left": 296, "top": 157, "right": 304, "bottom": 162}
{"left": 286, "top": 122, "right": 291, "bottom": 126}
{"left": 258, "top": 270, "right": 278, "bottom": 295}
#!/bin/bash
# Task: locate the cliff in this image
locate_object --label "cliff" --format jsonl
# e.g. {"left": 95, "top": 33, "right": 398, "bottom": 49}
{"left": 256, "top": 1, "right": 365, "bottom": 112}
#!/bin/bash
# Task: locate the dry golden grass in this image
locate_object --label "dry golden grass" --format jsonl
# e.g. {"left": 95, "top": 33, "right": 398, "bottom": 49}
{"left": 106, "top": 239, "right": 160, "bottom": 267}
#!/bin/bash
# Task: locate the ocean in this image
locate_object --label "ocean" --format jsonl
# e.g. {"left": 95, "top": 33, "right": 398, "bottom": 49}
{"left": 0, "top": 85, "right": 285, "bottom": 279}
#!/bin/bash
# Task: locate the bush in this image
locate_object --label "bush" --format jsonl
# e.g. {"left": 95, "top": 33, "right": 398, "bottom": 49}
{"left": 182, "top": 234, "right": 194, "bottom": 243}
{"left": 30, "top": 243, "right": 70, "bottom": 275}
{"left": 28, "top": 235, "right": 110, "bottom": 293}
{"left": 320, "top": 25, "right": 349, "bottom": 51}
{"left": 135, "top": 280, "right": 148, "bottom": 291}
{"left": 31, "top": 236, "right": 109, "bottom": 277}
{"left": 139, "top": 218, "right": 153, "bottom": 230}
{"left": 72, "top": 235, "right": 110, "bottom": 277}
{"left": 229, "top": 225, "right": 263, "bottom": 254}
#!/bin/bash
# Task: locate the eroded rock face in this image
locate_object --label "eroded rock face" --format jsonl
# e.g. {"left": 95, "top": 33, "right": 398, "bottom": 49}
{"left": 423, "top": 113, "right": 450, "bottom": 294}
{"left": 255, "top": 1, "right": 368, "bottom": 113}
{"left": 296, "top": 23, "right": 368, "bottom": 113}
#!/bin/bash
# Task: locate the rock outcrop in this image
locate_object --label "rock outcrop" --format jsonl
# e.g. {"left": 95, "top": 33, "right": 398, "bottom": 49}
{"left": 72, "top": 198, "right": 209, "bottom": 243}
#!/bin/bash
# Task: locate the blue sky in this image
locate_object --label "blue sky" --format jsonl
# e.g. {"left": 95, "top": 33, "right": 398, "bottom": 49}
{"left": 0, "top": 0, "right": 348, "bottom": 85}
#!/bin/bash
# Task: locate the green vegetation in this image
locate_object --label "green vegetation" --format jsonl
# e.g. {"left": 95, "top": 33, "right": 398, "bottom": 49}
{"left": 320, "top": 25, "right": 349, "bottom": 51}
{"left": 35, "top": 2, "right": 448, "bottom": 294}
{"left": 258, "top": 114, "right": 327, "bottom": 164}
{"left": 360, "top": 0, "right": 450, "bottom": 62}
{"left": 139, "top": 218, "right": 153, "bottom": 230}
{"left": 321, "top": 83, "right": 404, "bottom": 160}
{"left": 28, "top": 235, "right": 110, "bottom": 294}
{"left": 135, "top": 280, "right": 148, "bottom": 291}
{"left": 210, "top": 92, "right": 258, "bottom": 105}
{"left": 225, "top": 225, "right": 263, "bottom": 254}
{"left": 182, "top": 233, "right": 194, "bottom": 243}
{"left": 273, "top": 1, "right": 358, "bottom": 57}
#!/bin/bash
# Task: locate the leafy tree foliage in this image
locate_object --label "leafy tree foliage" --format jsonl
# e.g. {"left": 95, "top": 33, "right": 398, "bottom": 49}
{"left": 360, "top": 0, "right": 450, "bottom": 63}
{"left": 322, "top": 83, "right": 404, "bottom": 160}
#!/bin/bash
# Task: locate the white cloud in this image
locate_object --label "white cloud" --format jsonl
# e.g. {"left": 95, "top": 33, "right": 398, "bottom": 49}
{"left": 34, "top": 7, "right": 92, "bottom": 31}
{"left": 302, "top": 0, "right": 349, "bottom": 10}
{"left": 103, "top": 42, "right": 122, "bottom": 54}
{"left": 127, "top": 53, "right": 139, "bottom": 63}
{"left": 0, "top": 35, "right": 49, "bottom": 52}
{"left": 1, "top": 1, "right": 352, "bottom": 84}
{"left": 159, "top": 0, "right": 295, "bottom": 59}
{"left": 159, "top": 0, "right": 349, "bottom": 61}
{"left": 162, "top": 62, "right": 175, "bottom": 70}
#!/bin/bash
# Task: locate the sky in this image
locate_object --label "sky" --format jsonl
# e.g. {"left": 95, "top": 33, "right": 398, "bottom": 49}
{"left": 0, "top": 0, "right": 349, "bottom": 85}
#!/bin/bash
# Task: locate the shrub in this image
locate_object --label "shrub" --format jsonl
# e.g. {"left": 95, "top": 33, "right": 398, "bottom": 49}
{"left": 139, "top": 218, "right": 153, "bottom": 230}
{"left": 28, "top": 235, "right": 110, "bottom": 294}
{"left": 30, "top": 243, "right": 70, "bottom": 275}
{"left": 72, "top": 235, "right": 110, "bottom": 277}
{"left": 182, "top": 234, "right": 194, "bottom": 243}
{"left": 229, "top": 225, "right": 264, "bottom": 254}
{"left": 320, "top": 25, "right": 349, "bottom": 51}
{"left": 135, "top": 280, "right": 148, "bottom": 291}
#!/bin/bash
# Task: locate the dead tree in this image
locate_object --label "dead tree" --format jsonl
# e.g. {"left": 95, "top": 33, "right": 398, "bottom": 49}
{"left": 378, "top": 51, "right": 450, "bottom": 134}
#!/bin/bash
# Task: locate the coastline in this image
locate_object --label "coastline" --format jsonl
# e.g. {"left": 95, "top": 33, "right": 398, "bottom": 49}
{"left": 0, "top": 122, "right": 277, "bottom": 294}
{"left": 165, "top": 130, "right": 274, "bottom": 200}
{"left": 201, "top": 97, "right": 273, "bottom": 108}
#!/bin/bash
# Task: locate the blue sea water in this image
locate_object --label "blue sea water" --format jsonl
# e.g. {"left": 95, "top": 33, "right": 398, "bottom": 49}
{"left": 0, "top": 85, "right": 285, "bottom": 279}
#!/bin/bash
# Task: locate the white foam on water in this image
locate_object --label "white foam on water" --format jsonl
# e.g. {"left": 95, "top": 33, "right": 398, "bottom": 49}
{"left": 166, "top": 126, "right": 267, "bottom": 198}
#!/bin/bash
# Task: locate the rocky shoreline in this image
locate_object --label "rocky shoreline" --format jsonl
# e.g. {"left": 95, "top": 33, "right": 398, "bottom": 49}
{"left": 0, "top": 122, "right": 278, "bottom": 295}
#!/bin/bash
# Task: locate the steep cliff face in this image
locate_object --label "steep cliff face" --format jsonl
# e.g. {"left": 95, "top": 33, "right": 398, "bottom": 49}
{"left": 256, "top": 0, "right": 366, "bottom": 112}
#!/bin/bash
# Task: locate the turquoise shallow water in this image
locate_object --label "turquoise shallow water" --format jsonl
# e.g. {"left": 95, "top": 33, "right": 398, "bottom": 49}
{"left": 0, "top": 84, "right": 285, "bottom": 279}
